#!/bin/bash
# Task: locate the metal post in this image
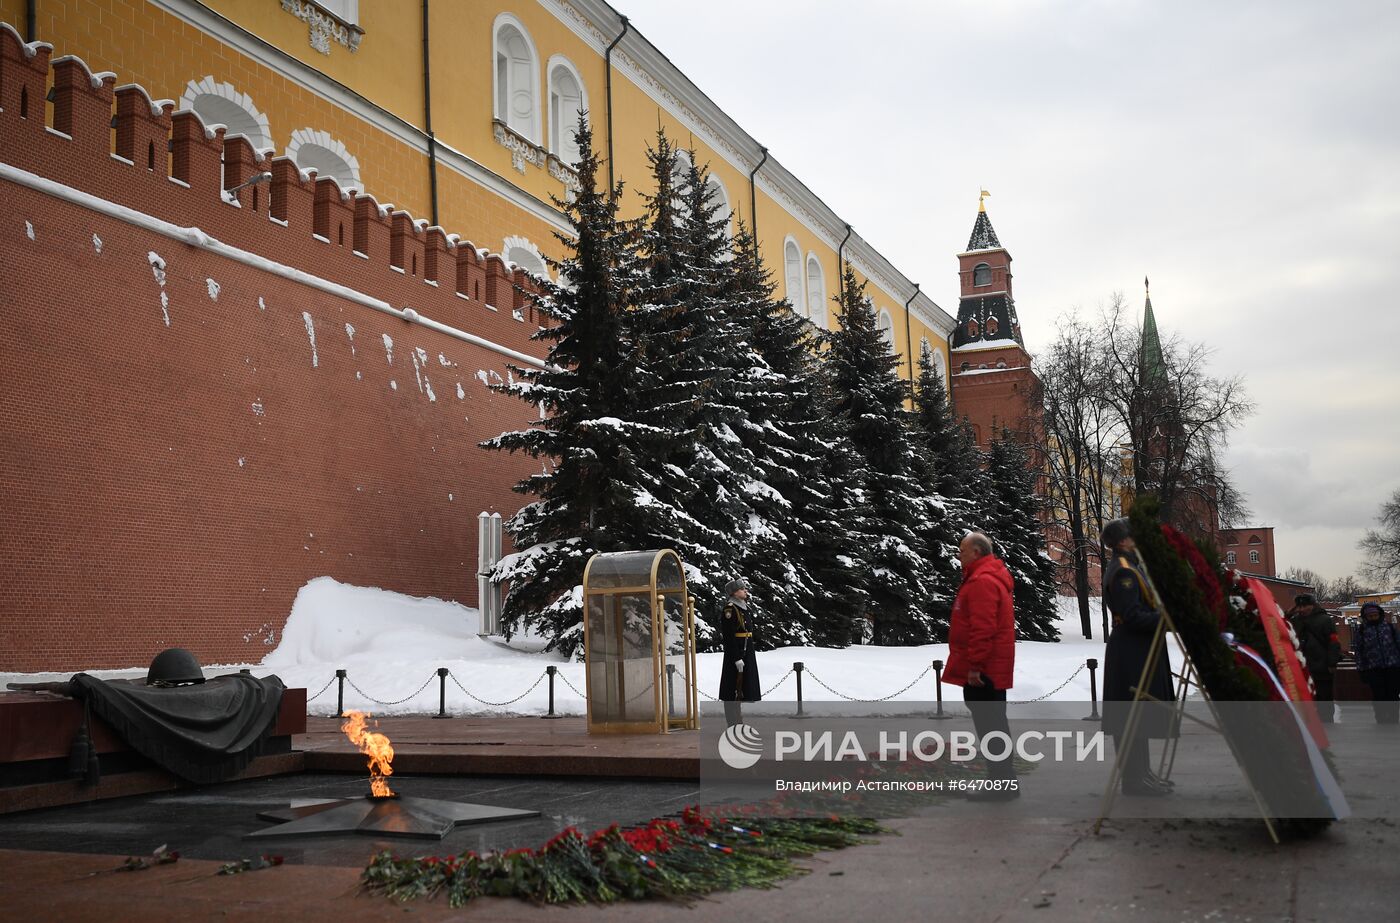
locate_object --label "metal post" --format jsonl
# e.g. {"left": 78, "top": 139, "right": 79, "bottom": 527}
{"left": 335, "top": 669, "right": 347, "bottom": 718}
{"left": 434, "top": 667, "right": 449, "bottom": 719}
{"left": 931, "top": 660, "right": 951, "bottom": 719}
{"left": 666, "top": 663, "right": 677, "bottom": 718}
{"left": 542, "top": 666, "right": 562, "bottom": 719}
{"left": 489, "top": 513, "right": 503, "bottom": 634}
{"left": 477, "top": 512, "right": 491, "bottom": 637}
{"left": 793, "top": 661, "right": 806, "bottom": 718}
{"left": 1084, "top": 658, "right": 1101, "bottom": 721}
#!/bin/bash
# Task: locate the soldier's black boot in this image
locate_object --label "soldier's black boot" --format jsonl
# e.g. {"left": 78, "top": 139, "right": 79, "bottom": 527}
{"left": 723, "top": 701, "right": 743, "bottom": 728}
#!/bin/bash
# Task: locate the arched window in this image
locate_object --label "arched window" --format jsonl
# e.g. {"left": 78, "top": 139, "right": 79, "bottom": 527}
{"left": 704, "top": 175, "right": 732, "bottom": 242}
{"left": 1226, "top": 552, "right": 1237, "bottom": 565}
{"left": 960, "top": 361, "right": 970, "bottom": 373}
{"left": 806, "top": 254, "right": 827, "bottom": 328}
{"left": 967, "top": 319, "right": 980, "bottom": 338}
{"left": 877, "top": 309, "right": 895, "bottom": 354}
{"left": 784, "top": 238, "right": 805, "bottom": 314}
{"left": 986, "top": 316, "right": 1000, "bottom": 337}
{"left": 670, "top": 149, "right": 692, "bottom": 209}
{"left": 503, "top": 235, "right": 549, "bottom": 281}
{"left": 180, "top": 77, "right": 273, "bottom": 154}
{"left": 928, "top": 343, "right": 949, "bottom": 391}
{"left": 973, "top": 262, "right": 991, "bottom": 286}
{"left": 547, "top": 56, "right": 586, "bottom": 164}
{"left": 1249, "top": 550, "right": 1261, "bottom": 564}
{"left": 494, "top": 15, "right": 539, "bottom": 143}
{"left": 287, "top": 128, "right": 361, "bottom": 192}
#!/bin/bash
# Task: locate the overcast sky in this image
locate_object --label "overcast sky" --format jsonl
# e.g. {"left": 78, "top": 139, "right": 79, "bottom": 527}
{"left": 626, "top": 0, "right": 1400, "bottom": 583}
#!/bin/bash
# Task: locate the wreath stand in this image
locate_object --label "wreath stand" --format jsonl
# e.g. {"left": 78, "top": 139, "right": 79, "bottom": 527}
{"left": 1091, "top": 555, "right": 1282, "bottom": 845}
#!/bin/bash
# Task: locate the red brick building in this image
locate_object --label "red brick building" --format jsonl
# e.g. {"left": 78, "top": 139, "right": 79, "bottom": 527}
{"left": 947, "top": 197, "right": 1040, "bottom": 449}
{"left": 0, "top": 29, "right": 546, "bottom": 671}
{"left": 1219, "top": 527, "right": 1277, "bottom": 577}
{"left": 0, "top": 28, "right": 1040, "bottom": 673}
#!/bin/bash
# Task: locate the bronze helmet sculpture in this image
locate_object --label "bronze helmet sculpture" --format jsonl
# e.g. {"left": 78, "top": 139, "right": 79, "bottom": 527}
{"left": 145, "top": 648, "right": 206, "bottom": 686}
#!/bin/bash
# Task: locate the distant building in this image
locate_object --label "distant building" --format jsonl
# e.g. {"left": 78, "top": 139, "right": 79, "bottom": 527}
{"left": 1219, "top": 527, "right": 1277, "bottom": 577}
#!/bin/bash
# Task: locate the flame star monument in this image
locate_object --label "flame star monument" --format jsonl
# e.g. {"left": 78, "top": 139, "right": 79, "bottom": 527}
{"left": 248, "top": 711, "right": 539, "bottom": 840}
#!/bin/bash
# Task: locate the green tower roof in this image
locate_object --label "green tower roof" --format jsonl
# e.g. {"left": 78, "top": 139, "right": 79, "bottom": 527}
{"left": 1141, "top": 279, "right": 1167, "bottom": 387}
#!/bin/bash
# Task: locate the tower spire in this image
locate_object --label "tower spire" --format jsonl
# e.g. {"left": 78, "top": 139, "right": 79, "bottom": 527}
{"left": 966, "top": 191, "right": 1001, "bottom": 251}
{"left": 1141, "top": 279, "right": 1167, "bottom": 388}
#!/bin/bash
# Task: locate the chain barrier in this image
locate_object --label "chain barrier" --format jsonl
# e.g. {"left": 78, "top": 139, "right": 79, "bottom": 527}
{"left": 303, "top": 674, "right": 338, "bottom": 703}
{"left": 305, "top": 661, "right": 1086, "bottom": 712}
{"left": 762, "top": 668, "right": 795, "bottom": 697}
{"left": 556, "top": 670, "right": 587, "bottom": 699}
{"left": 344, "top": 673, "right": 437, "bottom": 707}
{"left": 673, "top": 667, "right": 792, "bottom": 701}
{"left": 448, "top": 669, "right": 547, "bottom": 708}
{"left": 802, "top": 665, "right": 933, "bottom": 703}
{"left": 1007, "top": 662, "right": 1087, "bottom": 705}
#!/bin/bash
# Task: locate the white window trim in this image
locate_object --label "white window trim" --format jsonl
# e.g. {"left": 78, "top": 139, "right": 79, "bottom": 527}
{"left": 179, "top": 76, "right": 273, "bottom": 155}
{"left": 545, "top": 54, "right": 588, "bottom": 159}
{"left": 492, "top": 12, "right": 541, "bottom": 145}
{"left": 783, "top": 235, "right": 806, "bottom": 316}
{"left": 806, "top": 252, "right": 827, "bottom": 329}
{"left": 316, "top": 0, "right": 359, "bottom": 26}
{"left": 877, "top": 308, "right": 895, "bottom": 354}
{"left": 705, "top": 174, "right": 732, "bottom": 242}
{"left": 286, "top": 127, "right": 362, "bottom": 193}
{"left": 503, "top": 234, "right": 550, "bottom": 282}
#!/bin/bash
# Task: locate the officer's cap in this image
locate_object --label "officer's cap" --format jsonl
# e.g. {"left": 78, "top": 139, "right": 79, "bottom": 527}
{"left": 1100, "top": 518, "right": 1132, "bottom": 549}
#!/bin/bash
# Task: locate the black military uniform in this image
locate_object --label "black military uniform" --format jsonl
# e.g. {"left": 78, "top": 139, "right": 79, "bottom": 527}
{"left": 718, "top": 581, "right": 761, "bottom": 727}
{"left": 1101, "top": 519, "right": 1175, "bottom": 795}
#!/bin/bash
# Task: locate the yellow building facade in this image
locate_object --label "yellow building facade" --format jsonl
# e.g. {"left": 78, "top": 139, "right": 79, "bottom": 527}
{"left": 3, "top": 0, "right": 955, "bottom": 378}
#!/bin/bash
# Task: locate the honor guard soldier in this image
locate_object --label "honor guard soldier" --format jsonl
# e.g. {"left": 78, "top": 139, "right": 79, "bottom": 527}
{"left": 719, "top": 578, "right": 761, "bottom": 727}
{"left": 1101, "top": 518, "right": 1175, "bottom": 796}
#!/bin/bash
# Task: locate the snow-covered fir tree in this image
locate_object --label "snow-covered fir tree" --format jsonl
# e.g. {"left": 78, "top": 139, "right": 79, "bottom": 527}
{"left": 824, "top": 267, "right": 952, "bottom": 644}
{"left": 723, "top": 222, "right": 865, "bottom": 646}
{"left": 485, "top": 116, "right": 675, "bottom": 656}
{"left": 984, "top": 428, "right": 1061, "bottom": 641}
{"left": 625, "top": 135, "right": 766, "bottom": 619}
{"left": 911, "top": 341, "right": 986, "bottom": 511}
{"left": 904, "top": 342, "right": 976, "bottom": 628}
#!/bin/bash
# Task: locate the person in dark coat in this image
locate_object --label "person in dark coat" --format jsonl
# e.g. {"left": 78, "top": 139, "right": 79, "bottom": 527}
{"left": 1350, "top": 602, "right": 1400, "bottom": 724}
{"left": 718, "top": 577, "right": 760, "bottom": 727}
{"left": 1100, "top": 518, "right": 1175, "bottom": 796}
{"left": 1288, "top": 593, "right": 1341, "bottom": 724}
{"left": 943, "top": 531, "right": 1019, "bottom": 800}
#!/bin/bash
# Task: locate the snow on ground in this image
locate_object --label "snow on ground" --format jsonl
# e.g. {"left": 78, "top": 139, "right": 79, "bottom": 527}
{"left": 4, "top": 580, "right": 1121, "bottom": 717}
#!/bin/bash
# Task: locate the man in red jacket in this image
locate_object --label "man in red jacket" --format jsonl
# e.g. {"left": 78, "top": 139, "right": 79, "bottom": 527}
{"left": 944, "top": 532, "right": 1019, "bottom": 800}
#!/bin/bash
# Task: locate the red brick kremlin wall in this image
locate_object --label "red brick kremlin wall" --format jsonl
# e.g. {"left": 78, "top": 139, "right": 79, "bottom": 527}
{"left": 0, "top": 26, "right": 548, "bottom": 671}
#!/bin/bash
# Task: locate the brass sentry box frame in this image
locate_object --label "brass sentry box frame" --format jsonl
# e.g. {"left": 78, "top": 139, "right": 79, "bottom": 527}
{"left": 581, "top": 550, "right": 699, "bottom": 734}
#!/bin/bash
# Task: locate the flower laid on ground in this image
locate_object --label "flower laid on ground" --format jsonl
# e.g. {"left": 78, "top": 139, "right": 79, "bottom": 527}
{"left": 217, "top": 855, "right": 285, "bottom": 876}
{"left": 116, "top": 845, "right": 179, "bottom": 872}
{"left": 362, "top": 756, "right": 984, "bottom": 908}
